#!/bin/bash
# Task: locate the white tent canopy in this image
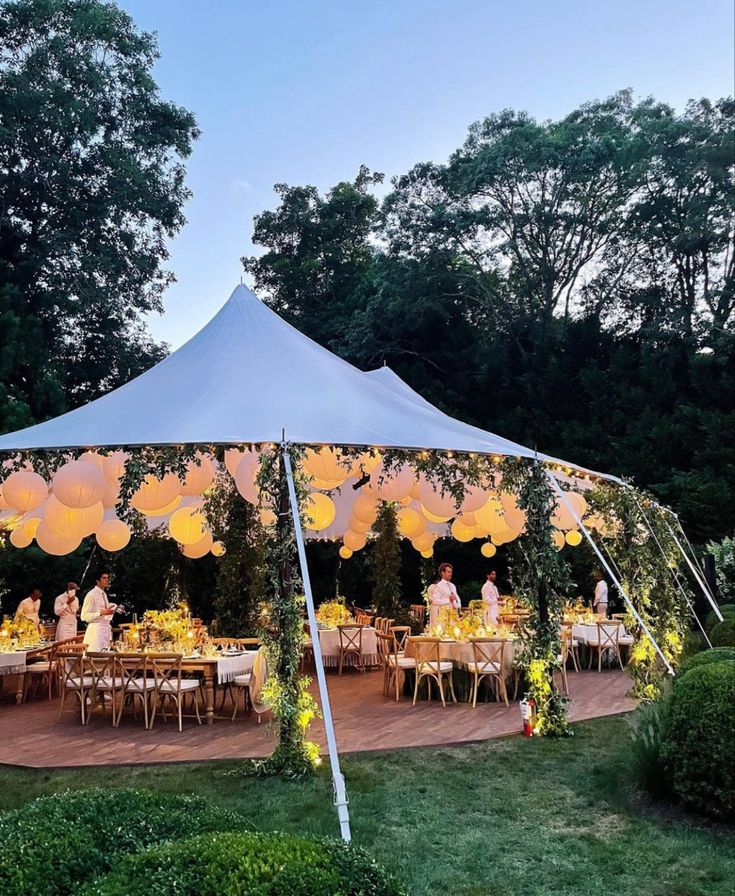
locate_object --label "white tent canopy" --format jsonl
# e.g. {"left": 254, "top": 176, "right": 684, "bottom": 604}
{"left": 0, "top": 285, "right": 594, "bottom": 472}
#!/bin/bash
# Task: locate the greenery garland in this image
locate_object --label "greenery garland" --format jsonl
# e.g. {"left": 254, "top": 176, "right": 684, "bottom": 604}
{"left": 504, "top": 459, "right": 572, "bottom": 737}
{"left": 371, "top": 501, "right": 401, "bottom": 616}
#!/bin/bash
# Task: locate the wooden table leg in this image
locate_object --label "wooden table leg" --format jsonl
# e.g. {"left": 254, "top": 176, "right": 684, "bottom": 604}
{"left": 15, "top": 673, "right": 25, "bottom": 704}
{"left": 204, "top": 670, "right": 215, "bottom": 725}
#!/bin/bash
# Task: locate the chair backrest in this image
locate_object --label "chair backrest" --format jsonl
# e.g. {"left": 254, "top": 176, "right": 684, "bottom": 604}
{"left": 409, "top": 604, "right": 426, "bottom": 623}
{"left": 209, "top": 637, "right": 257, "bottom": 651}
{"left": 374, "top": 616, "right": 384, "bottom": 633}
{"left": 469, "top": 637, "right": 505, "bottom": 669}
{"left": 410, "top": 637, "right": 442, "bottom": 667}
{"left": 381, "top": 617, "right": 395, "bottom": 633}
{"left": 375, "top": 631, "right": 393, "bottom": 664}
{"left": 390, "top": 625, "right": 410, "bottom": 652}
{"left": 355, "top": 613, "right": 373, "bottom": 626}
{"left": 57, "top": 649, "right": 85, "bottom": 689}
{"left": 115, "top": 652, "right": 148, "bottom": 688}
{"left": 85, "top": 651, "right": 118, "bottom": 690}
{"left": 337, "top": 624, "right": 364, "bottom": 653}
{"left": 147, "top": 652, "right": 183, "bottom": 694}
{"left": 597, "top": 621, "right": 621, "bottom": 649}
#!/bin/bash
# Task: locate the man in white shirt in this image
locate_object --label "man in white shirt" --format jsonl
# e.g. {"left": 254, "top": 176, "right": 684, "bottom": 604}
{"left": 54, "top": 582, "right": 80, "bottom": 642}
{"left": 16, "top": 589, "right": 42, "bottom": 629}
{"left": 429, "top": 562, "right": 461, "bottom": 627}
{"left": 81, "top": 572, "right": 116, "bottom": 651}
{"left": 481, "top": 570, "right": 502, "bottom": 626}
{"left": 593, "top": 571, "right": 609, "bottom": 618}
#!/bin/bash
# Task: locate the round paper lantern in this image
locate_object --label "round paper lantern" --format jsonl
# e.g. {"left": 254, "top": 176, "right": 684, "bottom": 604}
{"left": 103, "top": 450, "right": 129, "bottom": 482}
{"left": 460, "top": 485, "right": 490, "bottom": 513}
{"left": 552, "top": 530, "right": 566, "bottom": 550}
{"left": 474, "top": 497, "right": 506, "bottom": 534}
{"left": 339, "top": 546, "right": 353, "bottom": 560}
{"left": 180, "top": 455, "right": 215, "bottom": 496}
{"left": 99, "top": 479, "right": 121, "bottom": 509}
{"left": 168, "top": 507, "right": 207, "bottom": 545}
{"left": 421, "top": 505, "right": 452, "bottom": 524}
{"left": 35, "top": 521, "right": 81, "bottom": 556}
{"left": 397, "top": 507, "right": 425, "bottom": 539}
{"left": 304, "top": 492, "right": 336, "bottom": 531}
{"left": 234, "top": 454, "right": 259, "bottom": 504}
{"left": 457, "top": 512, "right": 476, "bottom": 527}
{"left": 418, "top": 476, "right": 459, "bottom": 518}
{"left": 211, "top": 540, "right": 227, "bottom": 557}
{"left": 78, "top": 451, "right": 105, "bottom": 469}
{"left": 10, "top": 526, "right": 33, "bottom": 548}
{"left": 259, "top": 508, "right": 277, "bottom": 528}
{"left": 224, "top": 448, "right": 247, "bottom": 477}
{"left": 95, "top": 518, "right": 132, "bottom": 552}
{"left": 409, "top": 480, "right": 422, "bottom": 501}
{"left": 181, "top": 530, "right": 213, "bottom": 559}
{"left": 350, "top": 451, "right": 380, "bottom": 476}
{"left": 491, "top": 526, "right": 518, "bottom": 546}
{"left": 399, "top": 495, "right": 413, "bottom": 506}
{"left": 303, "top": 447, "right": 349, "bottom": 489}
{"left": 20, "top": 515, "right": 42, "bottom": 538}
{"left": 52, "top": 461, "right": 106, "bottom": 509}
{"left": 130, "top": 473, "right": 181, "bottom": 513}
{"left": 370, "top": 461, "right": 415, "bottom": 502}
{"left": 352, "top": 493, "right": 378, "bottom": 525}
{"left": 348, "top": 516, "right": 371, "bottom": 534}
{"left": 0, "top": 486, "right": 10, "bottom": 510}
{"left": 45, "top": 495, "right": 104, "bottom": 539}
{"left": 565, "top": 529, "right": 583, "bottom": 547}
{"left": 503, "top": 505, "right": 527, "bottom": 532}
{"left": 481, "top": 542, "right": 497, "bottom": 558}
{"left": 343, "top": 529, "right": 367, "bottom": 551}
{"left": 420, "top": 549, "right": 434, "bottom": 558}
{"left": 551, "top": 494, "right": 580, "bottom": 531}
{"left": 566, "top": 491, "right": 588, "bottom": 520}
{"left": 2, "top": 470, "right": 48, "bottom": 512}
{"left": 411, "top": 531, "right": 435, "bottom": 552}
{"left": 451, "top": 519, "right": 475, "bottom": 543}
{"left": 139, "top": 495, "right": 182, "bottom": 517}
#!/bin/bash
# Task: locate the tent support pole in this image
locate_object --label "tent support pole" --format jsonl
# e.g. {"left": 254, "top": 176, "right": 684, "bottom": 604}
{"left": 282, "top": 449, "right": 351, "bottom": 843}
{"left": 545, "top": 471, "right": 674, "bottom": 675}
{"left": 662, "top": 515, "right": 722, "bottom": 621}
{"left": 627, "top": 489, "right": 712, "bottom": 648}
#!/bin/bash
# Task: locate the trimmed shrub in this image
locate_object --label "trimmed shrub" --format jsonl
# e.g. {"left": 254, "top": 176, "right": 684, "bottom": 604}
{"left": 677, "top": 646, "right": 735, "bottom": 680}
{"left": 710, "top": 618, "right": 735, "bottom": 647}
{"left": 680, "top": 629, "right": 706, "bottom": 659}
{"left": 660, "top": 662, "right": 735, "bottom": 819}
{"left": 705, "top": 603, "right": 735, "bottom": 633}
{"left": 81, "top": 831, "right": 405, "bottom": 896}
{"left": 0, "top": 788, "right": 247, "bottom": 896}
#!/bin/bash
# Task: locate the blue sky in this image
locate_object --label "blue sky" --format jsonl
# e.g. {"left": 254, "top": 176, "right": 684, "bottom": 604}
{"left": 118, "top": 0, "right": 735, "bottom": 349}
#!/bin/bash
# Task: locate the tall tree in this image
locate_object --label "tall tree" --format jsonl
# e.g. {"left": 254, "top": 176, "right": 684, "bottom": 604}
{"left": 0, "top": 0, "right": 199, "bottom": 430}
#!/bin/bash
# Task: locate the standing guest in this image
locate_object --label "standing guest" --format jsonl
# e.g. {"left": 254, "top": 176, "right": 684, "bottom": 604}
{"left": 593, "top": 571, "right": 609, "bottom": 618}
{"left": 16, "top": 589, "right": 42, "bottom": 629}
{"left": 429, "top": 562, "right": 461, "bottom": 627}
{"left": 54, "top": 583, "right": 80, "bottom": 641}
{"left": 81, "top": 572, "right": 116, "bottom": 651}
{"left": 481, "top": 570, "right": 503, "bottom": 627}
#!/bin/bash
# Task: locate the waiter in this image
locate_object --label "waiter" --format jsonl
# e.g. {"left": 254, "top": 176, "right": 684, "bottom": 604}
{"left": 592, "top": 570, "right": 609, "bottom": 618}
{"left": 481, "top": 570, "right": 502, "bottom": 626}
{"left": 81, "top": 572, "right": 116, "bottom": 650}
{"left": 16, "top": 589, "right": 42, "bottom": 629}
{"left": 429, "top": 562, "right": 461, "bottom": 627}
{"left": 54, "top": 582, "right": 80, "bottom": 641}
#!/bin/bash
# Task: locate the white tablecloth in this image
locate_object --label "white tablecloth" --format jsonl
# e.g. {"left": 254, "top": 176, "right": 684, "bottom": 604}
{"left": 317, "top": 627, "right": 379, "bottom": 668}
{"left": 405, "top": 638, "right": 520, "bottom": 675}
{"left": 217, "top": 651, "right": 257, "bottom": 683}
{"left": 572, "top": 623, "right": 630, "bottom": 644}
{"left": 0, "top": 651, "right": 29, "bottom": 675}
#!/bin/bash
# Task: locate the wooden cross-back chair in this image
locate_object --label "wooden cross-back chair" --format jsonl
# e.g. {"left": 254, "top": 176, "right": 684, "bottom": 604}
{"left": 148, "top": 652, "right": 202, "bottom": 731}
{"left": 383, "top": 631, "right": 416, "bottom": 702}
{"left": 56, "top": 647, "right": 91, "bottom": 724}
{"left": 336, "top": 623, "right": 365, "bottom": 674}
{"left": 410, "top": 637, "right": 456, "bottom": 707}
{"left": 390, "top": 625, "right": 411, "bottom": 652}
{"left": 588, "top": 621, "right": 624, "bottom": 671}
{"left": 114, "top": 652, "right": 155, "bottom": 728}
{"left": 468, "top": 638, "right": 508, "bottom": 708}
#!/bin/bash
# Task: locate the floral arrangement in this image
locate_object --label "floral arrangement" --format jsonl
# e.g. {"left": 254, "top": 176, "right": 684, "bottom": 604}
{"left": 1, "top": 613, "right": 39, "bottom": 648}
{"left": 142, "top": 605, "right": 193, "bottom": 646}
{"left": 315, "top": 600, "right": 353, "bottom": 629}
{"left": 429, "top": 608, "right": 489, "bottom": 642}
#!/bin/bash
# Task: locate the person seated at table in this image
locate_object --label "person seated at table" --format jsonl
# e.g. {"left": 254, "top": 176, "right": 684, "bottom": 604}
{"left": 481, "top": 570, "right": 503, "bottom": 627}
{"left": 428, "top": 563, "right": 461, "bottom": 627}
{"left": 82, "top": 572, "right": 117, "bottom": 651}
{"left": 16, "top": 589, "right": 42, "bottom": 629}
{"left": 54, "top": 582, "right": 80, "bottom": 641}
{"left": 592, "top": 571, "right": 608, "bottom": 618}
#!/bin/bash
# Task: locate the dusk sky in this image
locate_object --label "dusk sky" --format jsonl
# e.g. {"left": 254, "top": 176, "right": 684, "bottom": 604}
{"left": 118, "top": 0, "right": 735, "bottom": 349}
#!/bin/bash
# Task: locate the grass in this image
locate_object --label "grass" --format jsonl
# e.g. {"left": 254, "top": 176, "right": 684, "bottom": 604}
{"left": 0, "top": 716, "right": 732, "bottom": 896}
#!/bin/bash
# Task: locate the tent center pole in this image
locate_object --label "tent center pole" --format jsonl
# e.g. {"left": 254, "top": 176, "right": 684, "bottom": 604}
{"left": 282, "top": 448, "right": 352, "bottom": 842}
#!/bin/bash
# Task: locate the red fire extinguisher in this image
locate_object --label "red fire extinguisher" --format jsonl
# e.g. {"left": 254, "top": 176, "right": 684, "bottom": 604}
{"left": 520, "top": 698, "right": 534, "bottom": 736}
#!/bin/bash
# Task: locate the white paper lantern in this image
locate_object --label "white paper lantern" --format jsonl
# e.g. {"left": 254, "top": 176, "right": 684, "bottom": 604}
{"left": 131, "top": 473, "right": 181, "bottom": 513}
{"left": 52, "top": 461, "right": 106, "bottom": 509}
{"left": 139, "top": 495, "right": 182, "bottom": 517}
{"left": 181, "top": 530, "right": 213, "bottom": 559}
{"left": 370, "top": 461, "right": 415, "bottom": 502}
{"left": 421, "top": 504, "right": 452, "bottom": 524}
{"left": 397, "top": 507, "right": 426, "bottom": 538}
{"left": 491, "top": 526, "right": 519, "bottom": 546}
{"left": 0, "top": 485, "right": 10, "bottom": 510}
{"left": 180, "top": 455, "right": 215, "bottom": 496}
{"left": 211, "top": 540, "right": 227, "bottom": 557}
{"left": 474, "top": 496, "right": 507, "bottom": 534}
{"left": 451, "top": 518, "right": 476, "bottom": 543}
{"left": 9, "top": 526, "right": 33, "bottom": 548}
{"left": 45, "top": 495, "right": 104, "bottom": 539}
{"left": 2, "top": 470, "right": 48, "bottom": 512}
{"left": 417, "top": 475, "right": 459, "bottom": 518}
{"left": 234, "top": 454, "right": 259, "bottom": 504}
{"left": 457, "top": 512, "right": 477, "bottom": 527}
{"left": 78, "top": 451, "right": 105, "bottom": 469}
{"left": 304, "top": 493, "right": 336, "bottom": 531}
{"left": 460, "top": 485, "right": 490, "bottom": 513}
{"left": 481, "top": 542, "right": 497, "bottom": 558}
{"left": 348, "top": 516, "right": 371, "bottom": 534}
{"left": 339, "top": 546, "right": 353, "bottom": 560}
{"left": 224, "top": 448, "right": 247, "bottom": 477}
{"left": 552, "top": 530, "right": 566, "bottom": 550}
{"left": 411, "top": 531, "right": 435, "bottom": 552}
{"left": 303, "top": 447, "right": 349, "bottom": 489}
{"left": 420, "top": 548, "right": 434, "bottom": 558}
{"left": 168, "top": 507, "right": 207, "bottom": 545}
{"left": 35, "top": 521, "right": 81, "bottom": 556}
{"left": 565, "top": 529, "right": 583, "bottom": 546}
{"left": 102, "top": 450, "right": 129, "bottom": 482}
{"left": 99, "top": 479, "right": 121, "bottom": 509}
{"left": 352, "top": 492, "right": 378, "bottom": 525}
{"left": 343, "top": 529, "right": 367, "bottom": 551}
{"left": 95, "top": 518, "right": 132, "bottom": 552}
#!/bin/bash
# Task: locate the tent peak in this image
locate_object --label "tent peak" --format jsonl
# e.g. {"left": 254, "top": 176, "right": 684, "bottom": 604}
{"left": 228, "top": 283, "right": 261, "bottom": 305}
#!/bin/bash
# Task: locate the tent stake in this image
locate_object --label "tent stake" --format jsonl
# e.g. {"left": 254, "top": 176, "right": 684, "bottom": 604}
{"left": 283, "top": 448, "right": 352, "bottom": 842}
{"left": 546, "top": 471, "right": 674, "bottom": 675}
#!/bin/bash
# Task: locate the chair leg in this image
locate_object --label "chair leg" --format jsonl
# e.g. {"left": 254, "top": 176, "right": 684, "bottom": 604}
{"left": 471, "top": 672, "right": 478, "bottom": 708}
{"left": 598, "top": 648, "right": 602, "bottom": 673}
{"left": 436, "top": 674, "right": 446, "bottom": 707}
{"left": 448, "top": 673, "right": 457, "bottom": 704}
{"left": 498, "top": 675, "right": 509, "bottom": 707}
{"left": 617, "top": 648, "right": 624, "bottom": 670}
{"left": 412, "top": 670, "right": 421, "bottom": 705}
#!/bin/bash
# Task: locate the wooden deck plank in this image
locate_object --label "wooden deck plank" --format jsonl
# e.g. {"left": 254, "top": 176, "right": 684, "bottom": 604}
{"left": 0, "top": 669, "right": 637, "bottom": 768}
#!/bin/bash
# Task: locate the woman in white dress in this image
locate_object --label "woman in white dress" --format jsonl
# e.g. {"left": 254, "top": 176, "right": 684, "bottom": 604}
{"left": 429, "top": 563, "right": 460, "bottom": 628}
{"left": 54, "top": 583, "right": 80, "bottom": 641}
{"left": 481, "top": 570, "right": 502, "bottom": 627}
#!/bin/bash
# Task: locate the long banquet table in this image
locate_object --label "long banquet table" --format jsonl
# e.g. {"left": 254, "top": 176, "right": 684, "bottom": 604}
{"left": 181, "top": 651, "right": 257, "bottom": 724}
{"left": 317, "top": 626, "right": 379, "bottom": 668}
{"left": 404, "top": 636, "right": 519, "bottom": 675}
{"left": 0, "top": 645, "right": 48, "bottom": 703}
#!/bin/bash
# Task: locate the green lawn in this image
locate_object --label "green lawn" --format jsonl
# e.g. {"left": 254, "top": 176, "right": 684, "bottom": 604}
{"left": 0, "top": 716, "right": 731, "bottom": 896}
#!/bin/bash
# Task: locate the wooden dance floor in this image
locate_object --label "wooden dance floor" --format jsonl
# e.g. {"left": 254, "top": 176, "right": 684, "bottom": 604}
{"left": 0, "top": 669, "right": 637, "bottom": 768}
